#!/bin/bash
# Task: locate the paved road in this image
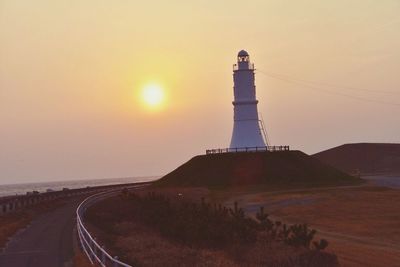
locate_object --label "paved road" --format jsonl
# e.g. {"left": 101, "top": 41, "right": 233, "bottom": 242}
{"left": 0, "top": 198, "right": 83, "bottom": 267}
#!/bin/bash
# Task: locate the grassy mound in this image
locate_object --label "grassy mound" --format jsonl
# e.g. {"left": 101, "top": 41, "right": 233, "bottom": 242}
{"left": 156, "top": 151, "right": 362, "bottom": 188}
{"left": 313, "top": 143, "right": 400, "bottom": 175}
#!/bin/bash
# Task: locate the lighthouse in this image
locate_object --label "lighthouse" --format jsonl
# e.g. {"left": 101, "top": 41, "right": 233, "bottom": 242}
{"left": 229, "top": 50, "right": 266, "bottom": 149}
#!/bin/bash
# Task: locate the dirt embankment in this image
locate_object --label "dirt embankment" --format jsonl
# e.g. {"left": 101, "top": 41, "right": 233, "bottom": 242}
{"left": 313, "top": 143, "right": 400, "bottom": 175}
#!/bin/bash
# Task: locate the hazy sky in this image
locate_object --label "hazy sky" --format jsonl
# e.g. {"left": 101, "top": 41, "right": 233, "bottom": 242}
{"left": 1, "top": 0, "right": 399, "bottom": 184}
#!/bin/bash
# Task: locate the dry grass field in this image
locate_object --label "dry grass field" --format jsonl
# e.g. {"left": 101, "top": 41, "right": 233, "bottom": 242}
{"left": 217, "top": 185, "right": 400, "bottom": 267}
{"left": 85, "top": 187, "right": 338, "bottom": 267}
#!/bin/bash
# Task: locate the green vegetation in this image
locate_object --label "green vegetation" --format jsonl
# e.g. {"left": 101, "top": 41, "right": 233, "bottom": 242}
{"left": 156, "top": 151, "right": 363, "bottom": 188}
{"left": 123, "top": 191, "right": 328, "bottom": 250}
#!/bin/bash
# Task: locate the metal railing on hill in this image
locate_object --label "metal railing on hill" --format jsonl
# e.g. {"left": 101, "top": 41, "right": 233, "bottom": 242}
{"left": 206, "top": 145, "right": 290, "bottom": 155}
{"left": 76, "top": 185, "right": 147, "bottom": 267}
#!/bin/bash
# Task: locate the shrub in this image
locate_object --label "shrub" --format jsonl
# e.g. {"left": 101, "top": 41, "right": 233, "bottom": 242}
{"left": 120, "top": 192, "right": 329, "bottom": 252}
{"left": 313, "top": 239, "right": 329, "bottom": 250}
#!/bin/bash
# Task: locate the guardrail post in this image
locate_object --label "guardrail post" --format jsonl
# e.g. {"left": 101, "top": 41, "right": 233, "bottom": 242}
{"left": 88, "top": 237, "right": 94, "bottom": 262}
{"left": 101, "top": 246, "right": 106, "bottom": 265}
{"left": 93, "top": 238, "right": 97, "bottom": 260}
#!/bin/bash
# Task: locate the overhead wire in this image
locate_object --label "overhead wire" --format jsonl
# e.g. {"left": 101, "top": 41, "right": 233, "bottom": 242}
{"left": 256, "top": 69, "right": 400, "bottom": 107}
{"left": 257, "top": 69, "right": 400, "bottom": 95}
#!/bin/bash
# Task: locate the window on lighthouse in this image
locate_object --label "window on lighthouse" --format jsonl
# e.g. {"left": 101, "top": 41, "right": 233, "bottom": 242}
{"left": 238, "top": 55, "right": 249, "bottom": 62}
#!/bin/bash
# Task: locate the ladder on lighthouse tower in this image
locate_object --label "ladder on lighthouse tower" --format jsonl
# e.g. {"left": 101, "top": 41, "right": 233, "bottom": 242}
{"left": 259, "top": 113, "right": 270, "bottom": 146}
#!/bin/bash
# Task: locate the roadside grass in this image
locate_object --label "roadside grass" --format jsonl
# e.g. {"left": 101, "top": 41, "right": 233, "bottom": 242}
{"left": 0, "top": 198, "right": 76, "bottom": 249}
{"left": 73, "top": 252, "right": 94, "bottom": 267}
{"left": 0, "top": 213, "right": 30, "bottom": 248}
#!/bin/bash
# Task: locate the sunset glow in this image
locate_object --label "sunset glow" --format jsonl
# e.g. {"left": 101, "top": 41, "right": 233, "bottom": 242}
{"left": 141, "top": 83, "right": 165, "bottom": 109}
{"left": 1, "top": 2, "right": 399, "bottom": 266}
{"left": 1, "top": 0, "right": 399, "bottom": 184}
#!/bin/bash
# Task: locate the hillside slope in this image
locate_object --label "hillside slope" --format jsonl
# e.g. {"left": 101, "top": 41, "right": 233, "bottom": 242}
{"left": 156, "top": 151, "right": 362, "bottom": 188}
{"left": 313, "top": 143, "right": 400, "bottom": 175}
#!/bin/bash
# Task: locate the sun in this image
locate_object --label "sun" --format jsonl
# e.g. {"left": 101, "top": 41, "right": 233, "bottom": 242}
{"left": 141, "top": 83, "right": 165, "bottom": 108}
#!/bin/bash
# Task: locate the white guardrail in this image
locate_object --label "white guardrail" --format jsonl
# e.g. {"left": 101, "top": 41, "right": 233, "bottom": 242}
{"left": 76, "top": 185, "right": 145, "bottom": 267}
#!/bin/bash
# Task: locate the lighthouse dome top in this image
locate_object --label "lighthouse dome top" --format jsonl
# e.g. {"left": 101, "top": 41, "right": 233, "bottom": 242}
{"left": 235, "top": 50, "right": 252, "bottom": 69}
{"left": 237, "top": 50, "right": 250, "bottom": 64}
{"left": 238, "top": 50, "right": 249, "bottom": 57}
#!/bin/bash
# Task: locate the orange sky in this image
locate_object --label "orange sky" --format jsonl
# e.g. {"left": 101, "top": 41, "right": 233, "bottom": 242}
{"left": 1, "top": 0, "right": 399, "bottom": 184}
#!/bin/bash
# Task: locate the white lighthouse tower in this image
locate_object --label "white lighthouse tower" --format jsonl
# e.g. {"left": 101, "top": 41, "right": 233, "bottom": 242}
{"left": 229, "top": 50, "right": 266, "bottom": 149}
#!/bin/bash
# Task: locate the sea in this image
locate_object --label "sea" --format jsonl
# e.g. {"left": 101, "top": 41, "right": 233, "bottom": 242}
{"left": 0, "top": 176, "right": 159, "bottom": 197}
{"left": 363, "top": 175, "right": 400, "bottom": 189}
{"left": 1, "top": 175, "right": 399, "bottom": 198}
